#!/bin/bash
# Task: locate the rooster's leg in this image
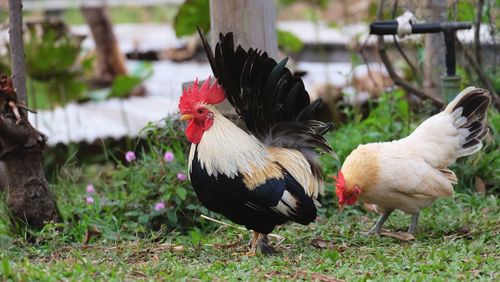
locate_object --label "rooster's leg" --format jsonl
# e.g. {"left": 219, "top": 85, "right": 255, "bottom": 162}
{"left": 245, "top": 231, "right": 259, "bottom": 257}
{"left": 255, "top": 233, "right": 276, "bottom": 255}
{"left": 363, "top": 210, "right": 393, "bottom": 235}
{"left": 407, "top": 213, "right": 419, "bottom": 235}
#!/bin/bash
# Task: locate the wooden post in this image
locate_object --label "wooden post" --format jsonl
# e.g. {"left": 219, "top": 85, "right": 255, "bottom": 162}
{"left": 205, "top": 0, "right": 278, "bottom": 115}
{"left": 209, "top": 0, "right": 278, "bottom": 59}
{"left": 81, "top": 3, "right": 127, "bottom": 85}
{"left": 416, "top": 0, "right": 447, "bottom": 97}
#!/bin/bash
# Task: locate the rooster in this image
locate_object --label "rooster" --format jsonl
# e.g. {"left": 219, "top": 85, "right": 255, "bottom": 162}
{"left": 333, "top": 87, "right": 491, "bottom": 235}
{"left": 178, "top": 28, "right": 336, "bottom": 255}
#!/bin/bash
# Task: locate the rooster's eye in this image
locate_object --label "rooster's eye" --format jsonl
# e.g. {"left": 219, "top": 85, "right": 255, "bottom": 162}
{"left": 198, "top": 109, "right": 204, "bottom": 114}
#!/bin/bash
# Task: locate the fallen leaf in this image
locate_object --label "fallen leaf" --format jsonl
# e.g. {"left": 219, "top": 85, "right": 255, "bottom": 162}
{"left": 457, "top": 226, "right": 470, "bottom": 234}
{"left": 315, "top": 217, "right": 327, "bottom": 223}
{"left": 82, "top": 224, "right": 101, "bottom": 244}
{"left": 455, "top": 274, "right": 467, "bottom": 280}
{"left": 296, "top": 270, "right": 343, "bottom": 282}
{"left": 475, "top": 176, "right": 486, "bottom": 195}
{"left": 152, "top": 254, "right": 159, "bottom": 265}
{"left": 379, "top": 232, "right": 415, "bottom": 241}
{"left": 470, "top": 269, "right": 482, "bottom": 277}
{"left": 310, "top": 238, "right": 335, "bottom": 249}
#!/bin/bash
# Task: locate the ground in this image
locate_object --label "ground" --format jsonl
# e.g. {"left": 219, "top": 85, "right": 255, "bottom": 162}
{"left": 1, "top": 192, "right": 498, "bottom": 281}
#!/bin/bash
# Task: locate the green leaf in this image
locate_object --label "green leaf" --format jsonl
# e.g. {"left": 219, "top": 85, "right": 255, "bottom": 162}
{"left": 2, "top": 257, "right": 10, "bottom": 277}
{"left": 111, "top": 75, "right": 143, "bottom": 97}
{"left": 173, "top": 0, "right": 210, "bottom": 37}
{"left": 167, "top": 210, "right": 178, "bottom": 223}
{"left": 176, "top": 187, "right": 187, "bottom": 200}
{"left": 138, "top": 214, "right": 150, "bottom": 225}
{"left": 277, "top": 30, "right": 303, "bottom": 53}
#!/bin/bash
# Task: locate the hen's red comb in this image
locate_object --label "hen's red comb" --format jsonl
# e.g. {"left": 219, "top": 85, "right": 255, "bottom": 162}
{"left": 178, "top": 76, "right": 226, "bottom": 113}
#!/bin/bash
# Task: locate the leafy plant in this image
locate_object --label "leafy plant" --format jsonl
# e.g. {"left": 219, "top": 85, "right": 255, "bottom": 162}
{"left": 23, "top": 22, "right": 91, "bottom": 109}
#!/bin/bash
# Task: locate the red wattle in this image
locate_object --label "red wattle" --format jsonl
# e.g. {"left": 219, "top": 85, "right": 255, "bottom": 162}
{"left": 186, "top": 120, "right": 203, "bottom": 144}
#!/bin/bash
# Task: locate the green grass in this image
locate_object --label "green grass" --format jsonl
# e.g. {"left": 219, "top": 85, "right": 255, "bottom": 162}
{"left": 0, "top": 193, "right": 498, "bottom": 280}
{"left": 0, "top": 91, "right": 499, "bottom": 280}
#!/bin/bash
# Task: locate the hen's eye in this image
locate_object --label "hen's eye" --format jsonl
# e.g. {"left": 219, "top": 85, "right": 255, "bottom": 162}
{"left": 198, "top": 109, "right": 204, "bottom": 114}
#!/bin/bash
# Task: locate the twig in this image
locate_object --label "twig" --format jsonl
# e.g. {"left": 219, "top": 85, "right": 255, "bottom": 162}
{"left": 375, "top": 0, "right": 444, "bottom": 107}
{"left": 474, "top": 0, "right": 484, "bottom": 65}
{"left": 200, "top": 214, "right": 285, "bottom": 240}
{"left": 358, "top": 35, "right": 379, "bottom": 91}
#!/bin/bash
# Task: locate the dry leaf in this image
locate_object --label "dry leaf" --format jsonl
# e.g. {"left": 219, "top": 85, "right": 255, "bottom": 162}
{"left": 475, "top": 176, "right": 486, "bottom": 196}
{"left": 296, "top": 270, "right": 343, "bottom": 282}
{"left": 315, "top": 217, "right": 327, "bottom": 223}
{"left": 310, "top": 238, "right": 335, "bottom": 249}
{"left": 152, "top": 254, "right": 159, "bottom": 265}
{"left": 457, "top": 226, "right": 470, "bottom": 234}
{"left": 82, "top": 224, "right": 101, "bottom": 244}
{"left": 481, "top": 208, "right": 491, "bottom": 214}
{"left": 171, "top": 245, "right": 186, "bottom": 252}
{"left": 379, "top": 232, "right": 416, "bottom": 241}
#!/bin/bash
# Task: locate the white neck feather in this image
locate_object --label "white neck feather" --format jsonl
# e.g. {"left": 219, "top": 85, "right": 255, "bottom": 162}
{"left": 188, "top": 106, "right": 270, "bottom": 178}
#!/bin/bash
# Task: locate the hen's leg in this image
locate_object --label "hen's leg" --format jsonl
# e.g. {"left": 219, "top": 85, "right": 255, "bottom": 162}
{"left": 363, "top": 210, "right": 393, "bottom": 235}
{"left": 407, "top": 213, "right": 419, "bottom": 235}
{"left": 256, "top": 234, "right": 276, "bottom": 255}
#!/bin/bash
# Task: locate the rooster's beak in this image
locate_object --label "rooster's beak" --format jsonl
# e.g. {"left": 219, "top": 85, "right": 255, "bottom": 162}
{"left": 339, "top": 204, "right": 345, "bottom": 212}
{"left": 180, "top": 114, "right": 193, "bottom": 120}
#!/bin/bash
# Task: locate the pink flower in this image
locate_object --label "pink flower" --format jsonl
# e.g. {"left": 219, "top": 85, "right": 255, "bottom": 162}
{"left": 86, "top": 197, "right": 94, "bottom": 205}
{"left": 163, "top": 152, "right": 174, "bottom": 162}
{"left": 86, "top": 185, "right": 95, "bottom": 193}
{"left": 155, "top": 202, "right": 165, "bottom": 211}
{"left": 177, "top": 173, "right": 187, "bottom": 181}
{"left": 125, "top": 151, "right": 136, "bottom": 162}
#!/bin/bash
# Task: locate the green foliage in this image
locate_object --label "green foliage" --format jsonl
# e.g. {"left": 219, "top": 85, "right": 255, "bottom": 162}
{"left": 34, "top": 117, "right": 218, "bottom": 246}
{"left": 23, "top": 22, "right": 90, "bottom": 109}
{"left": 89, "top": 62, "right": 154, "bottom": 101}
{"left": 277, "top": 30, "right": 304, "bottom": 53}
{"left": 173, "top": 0, "right": 210, "bottom": 37}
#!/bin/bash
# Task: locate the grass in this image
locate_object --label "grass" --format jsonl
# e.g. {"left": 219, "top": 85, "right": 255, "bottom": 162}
{"left": 0, "top": 193, "right": 498, "bottom": 280}
{"left": 0, "top": 91, "right": 499, "bottom": 280}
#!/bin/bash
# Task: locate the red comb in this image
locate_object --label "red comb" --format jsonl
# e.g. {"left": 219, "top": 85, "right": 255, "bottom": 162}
{"left": 178, "top": 76, "right": 226, "bottom": 113}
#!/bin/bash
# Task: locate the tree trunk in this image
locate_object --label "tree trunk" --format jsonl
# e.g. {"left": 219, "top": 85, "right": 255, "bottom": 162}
{"left": 2, "top": 0, "right": 62, "bottom": 230}
{"left": 8, "top": 0, "right": 28, "bottom": 104}
{"left": 81, "top": 4, "right": 127, "bottom": 86}
{"left": 416, "top": 0, "right": 447, "bottom": 98}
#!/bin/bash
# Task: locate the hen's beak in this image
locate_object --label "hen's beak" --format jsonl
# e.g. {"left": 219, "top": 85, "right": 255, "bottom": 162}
{"left": 180, "top": 114, "right": 193, "bottom": 120}
{"left": 339, "top": 204, "right": 345, "bottom": 212}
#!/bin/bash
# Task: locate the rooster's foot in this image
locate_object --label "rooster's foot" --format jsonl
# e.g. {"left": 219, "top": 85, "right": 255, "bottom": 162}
{"left": 256, "top": 234, "right": 276, "bottom": 255}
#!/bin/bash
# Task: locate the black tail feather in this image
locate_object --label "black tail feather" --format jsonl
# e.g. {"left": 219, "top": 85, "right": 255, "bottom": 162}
{"left": 197, "top": 28, "right": 336, "bottom": 158}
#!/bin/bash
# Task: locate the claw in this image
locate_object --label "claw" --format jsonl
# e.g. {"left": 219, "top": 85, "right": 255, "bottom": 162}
{"left": 8, "top": 101, "right": 22, "bottom": 125}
